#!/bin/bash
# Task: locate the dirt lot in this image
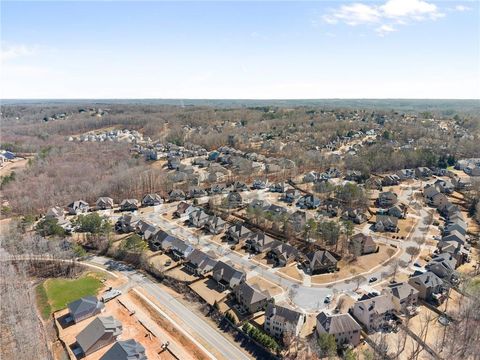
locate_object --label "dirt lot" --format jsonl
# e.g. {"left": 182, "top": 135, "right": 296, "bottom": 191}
{"left": 277, "top": 263, "right": 304, "bottom": 281}
{"left": 406, "top": 306, "right": 446, "bottom": 354}
{"left": 0, "top": 157, "right": 31, "bottom": 177}
{"left": 311, "top": 244, "right": 396, "bottom": 284}
{"left": 189, "top": 277, "right": 229, "bottom": 305}
{"left": 247, "top": 275, "right": 284, "bottom": 297}
{"left": 54, "top": 295, "right": 170, "bottom": 360}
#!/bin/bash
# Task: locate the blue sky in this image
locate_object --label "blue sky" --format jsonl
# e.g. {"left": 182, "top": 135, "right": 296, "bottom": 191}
{"left": 1, "top": 1, "right": 479, "bottom": 99}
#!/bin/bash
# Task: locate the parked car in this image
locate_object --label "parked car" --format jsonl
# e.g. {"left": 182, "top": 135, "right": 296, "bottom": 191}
{"left": 324, "top": 295, "right": 332, "bottom": 303}
{"left": 369, "top": 277, "right": 378, "bottom": 283}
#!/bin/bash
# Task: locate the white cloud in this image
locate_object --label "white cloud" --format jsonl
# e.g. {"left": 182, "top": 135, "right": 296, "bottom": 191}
{"left": 323, "top": 3, "right": 381, "bottom": 26}
{"left": 0, "top": 43, "right": 38, "bottom": 61}
{"left": 376, "top": 24, "right": 397, "bottom": 36}
{"left": 322, "top": 0, "right": 445, "bottom": 35}
{"left": 454, "top": 5, "right": 471, "bottom": 12}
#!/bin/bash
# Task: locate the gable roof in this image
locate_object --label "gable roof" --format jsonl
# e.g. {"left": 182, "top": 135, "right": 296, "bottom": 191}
{"left": 100, "top": 339, "right": 147, "bottom": 360}
{"left": 235, "top": 282, "right": 269, "bottom": 305}
{"left": 68, "top": 296, "right": 104, "bottom": 317}
{"left": 317, "top": 312, "right": 361, "bottom": 334}
{"left": 265, "top": 303, "right": 303, "bottom": 324}
{"left": 76, "top": 316, "right": 122, "bottom": 353}
{"left": 385, "top": 282, "right": 418, "bottom": 300}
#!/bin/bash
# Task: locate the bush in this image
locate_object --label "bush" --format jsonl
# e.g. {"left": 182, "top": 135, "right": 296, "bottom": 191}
{"left": 242, "top": 323, "right": 280, "bottom": 351}
{"left": 35, "top": 217, "right": 66, "bottom": 237}
{"left": 74, "top": 213, "right": 111, "bottom": 234}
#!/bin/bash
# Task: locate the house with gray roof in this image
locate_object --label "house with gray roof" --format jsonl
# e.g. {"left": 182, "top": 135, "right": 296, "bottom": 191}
{"left": 67, "top": 200, "right": 90, "bottom": 215}
{"left": 377, "top": 191, "right": 398, "bottom": 208}
{"left": 141, "top": 193, "right": 163, "bottom": 206}
{"left": 148, "top": 229, "right": 176, "bottom": 251}
{"left": 168, "top": 189, "right": 186, "bottom": 202}
{"left": 297, "top": 194, "right": 321, "bottom": 209}
{"left": 226, "top": 223, "right": 252, "bottom": 245}
{"left": 264, "top": 303, "right": 305, "bottom": 338}
{"left": 305, "top": 250, "right": 338, "bottom": 274}
{"left": 212, "top": 261, "right": 245, "bottom": 291}
{"left": 115, "top": 214, "right": 140, "bottom": 233}
{"left": 234, "top": 282, "right": 271, "bottom": 314}
{"left": 100, "top": 339, "right": 147, "bottom": 360}
{"left": 96, "top": 197, "right": 114, "bottom": 210}
{"left": 189, "top": 208, "right": 210, "bottom": 228}
{"left": 268, "top": 242, "right": 299, "bottom": 267}
{"left": 204, "top": 215, "right": 226, "bottom": 235}
{"left": 120, "top": 199, "right": 140, "bottom": 211}
{"left": 316, "top": 312, "right": 362, "bottom": 347}
{"left": 75, "top": 316, "right": 122, "bottom": 356}
{"left": 382, "top": 174, "right": 400, "bottom": 186}
{"left": 161, "top": 237, "right": 193, "bottom": 260}
{"left": 374, "top": 214, "right": 398, "bottom": 232}
{"left": 382, "top": 282, "right": 418, "bottom": 314}
{"left": 68, "top": 296, "right": 105, "bottom": 323}
{"left": 225, "top": 191, "right": 243, "bottom": 208}
{"left": 425, "top": 253, "right": 457, "bottom": 280}
{"left": 245, "top": 232, "right": 279, "bottom": 253}
{"left": 184, "top": 249, "right": 217, "bottom": 276}
{"left": 352, "top": 294, "right": 395, "bottom": 332}
{"left": 408, "top": 271, "right": 446, "bottom": 303}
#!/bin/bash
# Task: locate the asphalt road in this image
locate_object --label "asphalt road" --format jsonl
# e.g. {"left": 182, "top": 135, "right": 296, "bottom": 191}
{"left": 88, "top": 256, "right": 251, "bottom": 360}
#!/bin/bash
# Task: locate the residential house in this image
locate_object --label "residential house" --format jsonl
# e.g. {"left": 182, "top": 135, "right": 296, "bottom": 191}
{"left": 161, "top": 236, "right": 194, "bottom": 260}
{"left": 252, "top": 179, "right": 268, "bottom": 189}
{"left": 264, "top": 303, "right": 305, "bottom": 338}
{"left": 349, "top": 233, "right": 378, "bottom": 256}
{"left": 167, "top": 157, "right": 181, "bottom": 170}
{"left": 284, "top": 189, "right": 301, "bottom": 203}
{"left": 304, "top": 250, "right": 338, "bottom": 274}
{"left": 189, "top": 208, "right": 210, "bottom": 228}
{"left": 425, "top": 253, "right": 457, "bottom": 280}
{"left": 415, "top": 167, "right": 432, "bottom": 178}
{"left": 382, "top": 282, "right": 419, "bottom": 315}
{"left": 135, "top": 220, "right": 157, "bottom": 240}
{"left": 96, "top": 197, "right": 114, "bottom": 210}
{"left": 226, "top": 223, "right": 252, "bottom": 245}
{"left": 168, "top": 189, "right": 186, "bottom": 202}
{"left": 231, "top": 181, "right": 248, "bottom": 192}
{"left": 269, "top": 182, "right": 286, "bottom": 193}
{"left": 67, "top": 200, "right": 90, "bottom": 215}
{"left": 173, "top": 202, "right": 196, "bottom": 219}
{"left": 437, "top": 241, "right": 470, "bottom": 267}
{"left": 396, "top": 169, "right": 415, "bottom": 180}
{"left": 188, "top": 187, "right": 208, "bottom": 198}
{"left": 148, "top": 229, "right": 176, "bottom": 251}
{"left": 210, "top": 183, "right": 229, "bottom": 195}
{"left": 408, "top": 271, "right": 446, "bottom": 303}
{"left": 268, "top": 243, "right": 299, "bottom": 267}
{"left": 225, "top": 191, "right": 243, "bottom": 208}
{"left": 441, "top": 229, "right": 466, "bottom": 244}
{"left": 115, "top": 214, "right": 140, "bottom": 233}
{"left": 382, "top": 174, "right": 400, "bottom": 186}
{"left": 297, "top": 194, "right": 321, "bottom": 209}
{"left": 212, "top": 261, "right": 246, "bottom": 290}
{"left": 316, "top": 312, "right": 362, "bottom": 347}
{"left": 374, "top": 215, "right": 398, "bottom": 232}
{"left": 234, "top": 282, "right": 271, "bottom": 314}
{"left": 345, "top": 170, "right": 365, "bottom": 183}
{"left": 184, "top": 249, "right": 217, "bottom": 276}
{"left": 341, "top": 208, "right": 368, "bottom": 224}
{"left": 377, "top": 191, "right": 398, "bottom": 208}
{"left": 75, "top": 316, "right": 122, "bottom": 356}
{"left": 434, "top": 179, "right": 454, "bottom": 194}
{"left": 387, "top": 204, "right": 407, "bottom": 218}
{"left": 204, "top": 215, "right": 226, "bottom": 235}
{"left": 120, "top": 199, "right": 140, "bottom": 211}
{"left": 141, "top": 193, "right": 163, "bottom": 206}
{"left": 99, "top": 339, "right": 147, "bottom": 360}
{"left": 352, "top": 294, "right": 395, "bottom": 332}
{"left": 245, "top": 232, "right": 279, "bottom": 253}
{"left": 67, "top": 296, "right": 105, "bottom": 323}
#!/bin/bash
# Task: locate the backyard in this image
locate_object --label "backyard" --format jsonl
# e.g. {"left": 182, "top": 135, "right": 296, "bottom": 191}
{"left": 36, "top": 272, "right": 104, "bottom": 319}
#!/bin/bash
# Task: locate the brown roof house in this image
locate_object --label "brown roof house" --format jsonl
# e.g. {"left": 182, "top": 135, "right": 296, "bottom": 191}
{"left": 316, "top": 312, "right": 362, "bottom": 347}
{"left": 75, "top": 316, "right": 122, "bottom": 356}
{"left": 234, "top": 282, "right": 271, "bottom": 314}
{"left": 264, "top": 303, "right": 305, "bottom": 338}
{"left": 67, "top": 296, "right": 105, "bottom": 324}
{"left": 304, "top": 250, "right": 338, "bottom": 275}
{"left": 349, "top": 233, "right": 378, "bottom": 257}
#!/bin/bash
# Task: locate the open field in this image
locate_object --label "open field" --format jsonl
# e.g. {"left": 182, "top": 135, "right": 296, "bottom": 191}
{"left": 36, "top": 272, "right": 103, "bottom": 318}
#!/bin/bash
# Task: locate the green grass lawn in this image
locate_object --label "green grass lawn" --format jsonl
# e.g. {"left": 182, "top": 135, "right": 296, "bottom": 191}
{"left": 36, "top": 273, "right": 103, "bottom": 319}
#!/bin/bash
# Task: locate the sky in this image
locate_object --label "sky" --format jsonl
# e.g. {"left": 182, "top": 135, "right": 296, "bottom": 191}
{"left": 1, "top": 0, "right": 479, "bottom": 99}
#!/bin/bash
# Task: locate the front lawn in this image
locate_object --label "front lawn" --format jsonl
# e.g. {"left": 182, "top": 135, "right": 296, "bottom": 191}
{"left": 36, "top": 273, "right": 103, "bottom": 319}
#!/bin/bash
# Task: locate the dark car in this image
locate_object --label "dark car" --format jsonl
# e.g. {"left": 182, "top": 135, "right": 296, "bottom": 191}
{"left": 369, "top": 277, "right": 378, "bottom": 283}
